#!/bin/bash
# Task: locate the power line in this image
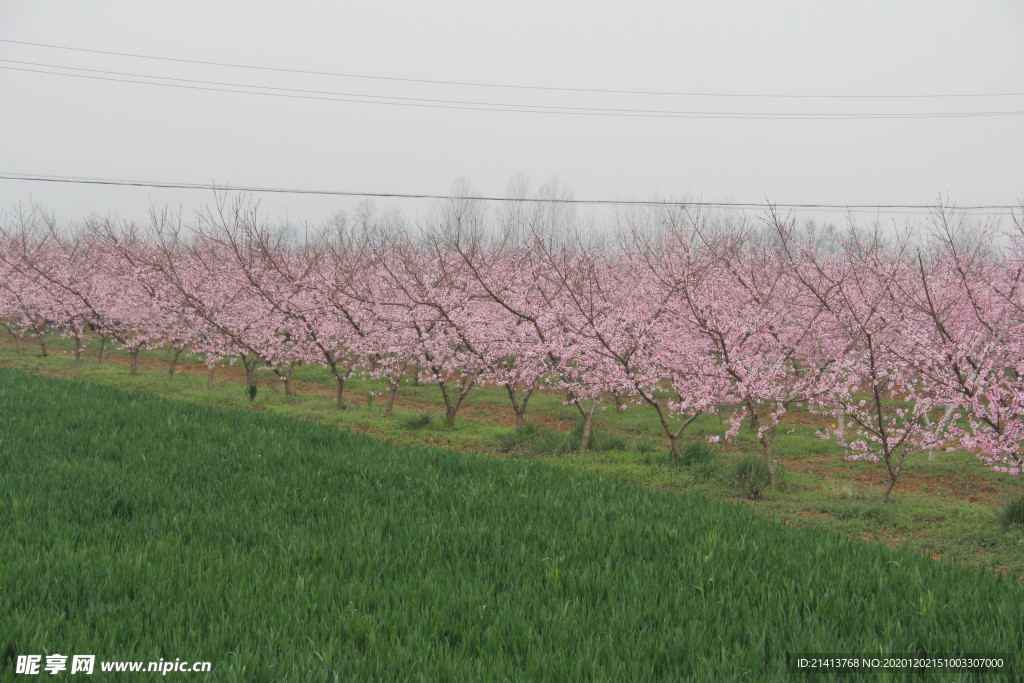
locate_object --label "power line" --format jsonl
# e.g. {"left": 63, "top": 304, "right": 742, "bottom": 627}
{"left": 4, "top": 63, "right": 1024, "bottom": 120}
{"left": 0, "top": 172, "right": 1016, "bottom": 215}
{"left": 2, "top": 37, "right": 1023, "bottom": 100}
{"left": 0, "top": 59, "right": 910, "bottom": 117}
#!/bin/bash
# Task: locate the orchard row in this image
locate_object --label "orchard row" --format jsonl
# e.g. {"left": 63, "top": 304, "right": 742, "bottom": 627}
{"left": 2, "top": 197, "right": 1023, "bottom": 501}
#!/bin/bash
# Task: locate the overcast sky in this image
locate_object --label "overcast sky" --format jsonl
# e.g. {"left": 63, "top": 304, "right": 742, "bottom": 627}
{"left": 1, "top": 1, "right": 1022, "bottom": 228}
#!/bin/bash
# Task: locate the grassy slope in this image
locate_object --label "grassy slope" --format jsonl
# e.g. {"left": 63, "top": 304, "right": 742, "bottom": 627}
{"left": 4, "top": 336, "right": 1024, "bottom": 577}
{"left": 1, "top": 366, "right": 1023, "bottom": 680}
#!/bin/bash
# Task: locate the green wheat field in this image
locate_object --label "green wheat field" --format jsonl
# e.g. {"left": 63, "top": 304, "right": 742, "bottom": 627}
{"left": 2, "top": 366, "right": 1022, "bottom": 680}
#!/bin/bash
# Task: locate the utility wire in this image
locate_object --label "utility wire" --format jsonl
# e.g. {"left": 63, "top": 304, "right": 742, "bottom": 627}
{"left": 4, "top": 63, "right": 1023, "bottom": 120}
{"left": 2, "top": 37, "right": 1023, "bottom": 100}
{"left": 1, "top": 59, "right": 908, "bottom": 116}
{"left": 0, "top": 173, "right": 1016, "bottom": 215}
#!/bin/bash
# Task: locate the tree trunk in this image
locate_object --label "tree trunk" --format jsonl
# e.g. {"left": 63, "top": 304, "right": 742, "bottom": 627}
{"left": 642, "top": 393, "right": 696, "bottom": 459}
{"left": 384, "top": 378, "right": 399, "bottom": 417}
{"left": 240, "top": 354, "right": 258, "bottom": 389}
{"left": 97, "top": 337, "right": 106, "bottom": 363}
{"left": 579, "top": 406, "right": 596, "bottom": 452}
{"left": 207, "top": 365, "right": 215, "bottom": 390}
{"left": 505, "top": 383, "right": 533, "bottom": 428}
{"left": 73, "top": 333, "right": 81, "bottom": 360}
{"left": 437, "top": 375, "right": 475, "bottom": 428}
{"left": 335, "top": 376, "right": 345, "bottom": 408}
{"left": 881, "top": 474, "right": 897, "bottom": 504}
{"left": 439, "top": 378, "right": 458, "bottom": 427}
{"left": 168, "top": 347, "right": 182, "bottom": 378}
{"left": 268, "top": 364, "right": 294, "bottom": 397}
{"left": 762, "top": 431, "right": 777, "bottom": 489}
{"left": 38, "top": 333, "right": 47, "bottom": 357}
{"left": 569, "top": 394, "right": 600, "bottom": 452}
{"left": 879, "top": 453, "right": 906, "bottom": 504}
{"left": 837, "top": 408, "right": 845, "bottom": 439}
{"left": 129, "top": 349, "right": 139, "bottom": 376}
{"left": 747, "top": 404, "right": 778, "bottom": 489}
{"left": 6, "top": 326, "right": 22, "bottom": 354}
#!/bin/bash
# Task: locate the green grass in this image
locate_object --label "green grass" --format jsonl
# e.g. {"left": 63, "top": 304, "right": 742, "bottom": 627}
{"left": 999, "top": 494, "right": 1024, "bottom": 530}
{"left": 400, "top": 411, "right": 433, "bottom": 430}
{"left": 5, "top": 335, "right": 1024, "bottom": 579}
{"left": 2, "top": 366, "right": 1024, "bottom": 679}
{"left": 732, "top": 455, "right": 772, "bottom": 500}
{"left": 498, "top": 419, "right": 652, "bottom": 457}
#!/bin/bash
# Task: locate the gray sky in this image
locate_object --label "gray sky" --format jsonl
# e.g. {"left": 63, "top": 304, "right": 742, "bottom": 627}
{"left": 1, "top": 0, "right": 1022, "bottom": 227}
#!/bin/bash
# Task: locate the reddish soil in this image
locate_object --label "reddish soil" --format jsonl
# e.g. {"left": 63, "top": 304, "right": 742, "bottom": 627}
{"left": 780, "top": 450, "right": 1006, "bottom": 507}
